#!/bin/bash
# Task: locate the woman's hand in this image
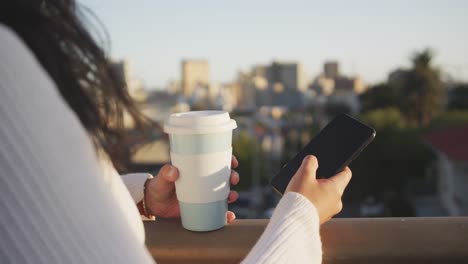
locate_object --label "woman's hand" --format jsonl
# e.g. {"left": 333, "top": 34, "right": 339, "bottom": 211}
{"left": 144, "top": 155, "right": 240, "bottom": 223}
{"left": 285, "top": 155, "right": 352, "bottom": 224}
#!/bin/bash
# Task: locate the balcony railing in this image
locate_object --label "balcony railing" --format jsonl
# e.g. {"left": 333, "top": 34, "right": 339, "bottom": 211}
{"left": 145, "top": 217, "right": 468, "bottom": 264}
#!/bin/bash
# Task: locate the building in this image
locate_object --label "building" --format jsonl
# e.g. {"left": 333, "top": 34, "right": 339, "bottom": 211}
{"left": 252, "top": 65, "right": 267, "bottom": 79}
{"left": 424, "top": 125, "right": 468, "bottom": 216}
{"left": 266, "top": 61, "right": 307, "bottom": 92}
{"left": 335, "top": 75, "right": 366, "bottom": 94}
{"left": 328, "top": 90, "right": 361, "bottom": 114}
{"left": 181, "top": 59, "right": 209, "bottom": 97}
{"left": 110, "top": 59, "right": 147, "bottom": 101}
{"left": 232, "top": 71, "right": 258, "bottom": 110}
{"left": 310, "top": 76, "right": 334, "bottom": 96}
{"left": 324, "top": 61, "right": 339, "bottom": 79}
{"left": 353, "top": 75, "right": 367, "bottom": 94}
{"left": 310, "top": 62, "right": 367, "bottom": 96}
{"left": 221, "top": 82, "right": 242, "bottom": 110}
{"left": 167, "top": 79, "right": 181, "bottom": 95}
{"left": 251, "top": 61, "right": 306, "bottom": 107}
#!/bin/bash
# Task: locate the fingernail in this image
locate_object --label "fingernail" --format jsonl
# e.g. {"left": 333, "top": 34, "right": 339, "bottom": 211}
{"left": 166, "top": 166, "right": 176, "bottom": 178}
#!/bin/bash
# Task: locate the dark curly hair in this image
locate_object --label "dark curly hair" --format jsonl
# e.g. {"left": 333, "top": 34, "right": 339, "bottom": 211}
{"left": 0, "top": 0, "right": 153, "bottom": 171}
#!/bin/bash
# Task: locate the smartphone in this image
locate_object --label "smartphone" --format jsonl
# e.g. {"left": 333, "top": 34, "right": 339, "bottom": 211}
{"left": 271, "top": 113, "right": 376, "bottom": 195}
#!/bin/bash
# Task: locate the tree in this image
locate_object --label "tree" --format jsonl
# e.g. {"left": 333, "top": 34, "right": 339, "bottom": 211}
{"left": 348, "top": 108, "right": 434, "bottom": 202}
{"left": 325, "top": 102, "right": 351, "bottom": 117}
{"left": 448, "top": 83, "right": 468, "bottom": 110}
{"left": 365, "top": 49, "right": 446, "bottom": 127}
{"left": 232, "top": 131, "right": 268, "bottom": 191}
{"left": 360, "top": 83, "right": 400, "bottom": 112}
{"left": 398, "top": 49, "right": 445, "bottom": 126}
{"left": 359, "top": 107, "right": 405, "bottom": 129}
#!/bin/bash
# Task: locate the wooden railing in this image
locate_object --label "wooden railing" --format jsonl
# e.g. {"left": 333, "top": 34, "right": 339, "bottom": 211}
{"left": 145, "top": 217, "right": 468, "bottom": 264}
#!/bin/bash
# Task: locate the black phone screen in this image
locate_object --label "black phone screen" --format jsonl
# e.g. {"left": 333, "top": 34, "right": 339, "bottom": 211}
{"left": 271, "top": 114, "right": 375, "bottom": 194}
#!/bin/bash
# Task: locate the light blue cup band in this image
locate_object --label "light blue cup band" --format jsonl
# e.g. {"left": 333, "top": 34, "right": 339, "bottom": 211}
{"left": 169, "top": 132, "right": 232, "bottom": 155}
{"left": 170, "top": 130, "right": 232, "bottom": 231}
{"left": 179, "top": 200, "right": 228, "bottom": 232}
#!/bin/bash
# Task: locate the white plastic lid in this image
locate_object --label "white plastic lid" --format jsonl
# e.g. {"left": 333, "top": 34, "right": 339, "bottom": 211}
{"left": 164, "top": 111, "right": 237, "bottom": 135}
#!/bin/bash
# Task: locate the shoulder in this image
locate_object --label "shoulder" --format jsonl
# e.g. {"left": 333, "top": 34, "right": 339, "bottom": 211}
{"left": 0, "top": 23, "right": 20, "bottom": 43}
{"left": 0, "top": 23, "right": 68, "bottom": 113}
{"left": 0, "top": 23, "right": 37, "bottom": 65}
{"left": 0, "top": 22, "right": 85, "bottom": 151}
{"left": 0, "top": 23, "right": 50, "bottom": 93}
{"left": 0, "top": 23, "right": 55, "bottom": 86}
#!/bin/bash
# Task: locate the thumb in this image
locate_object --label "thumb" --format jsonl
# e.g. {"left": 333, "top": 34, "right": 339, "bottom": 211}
{"left": 328, "top": 167, "right": 352, "bottom": 195}
{"left": 299, "top": 155, "right": 319, "bottom": 180}
{"left": 153, "top": 164, "right": 179, "bottom": 193}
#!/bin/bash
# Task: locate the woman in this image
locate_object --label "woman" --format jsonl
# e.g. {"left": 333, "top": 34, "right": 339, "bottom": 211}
{"left": 0, "top": 1, "right": 351, "bottom": 263}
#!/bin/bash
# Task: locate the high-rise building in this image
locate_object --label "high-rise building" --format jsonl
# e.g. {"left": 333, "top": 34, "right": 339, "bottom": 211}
{"left": 235, "top": 71, "right": 257, "bottom": 110}
{"left": 310, "top": 76, "right": 335, "bottom": 96}
{"left": 167, "top": 79, "right": 181, "bottom": 94}
{"left": 324, "top": 61, "right": 339, "bottom": 79}
{"left": 252, "top": 61, "right": 306, "bottom": 107}
{"left": 181, "top": 59, "right": 209, "bottom": 97}
{"left": 252, "top": 65, "right": 267, "bottom": 79}
{"left": 266, "top": 61, "right": 307, "bottom": 92}
{"left": 110, "top": 59, "right": 146, "bottom": 100}
{"left": 353, "top": 75, "right": 367, "bottom": 94}
{"left": 311, "top": 61, "right": 367, "bottom": 95}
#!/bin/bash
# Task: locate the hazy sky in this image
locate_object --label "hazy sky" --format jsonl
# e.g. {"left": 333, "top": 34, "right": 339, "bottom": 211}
{"left": 79, "top": 0, "right": 468, "bottom": 89}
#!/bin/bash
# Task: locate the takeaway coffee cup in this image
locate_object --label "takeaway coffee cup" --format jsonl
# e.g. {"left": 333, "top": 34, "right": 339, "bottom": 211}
{"left": 163, "top": 111, "right": 237, "bottom": 231}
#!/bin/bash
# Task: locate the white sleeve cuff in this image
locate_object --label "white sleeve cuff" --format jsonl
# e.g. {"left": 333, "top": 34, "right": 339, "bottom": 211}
{"left": 242, "top": 192, "right": 322, "bottom": 263}
{"left": 120, "top": 173, "right": 153, "bottom": 203}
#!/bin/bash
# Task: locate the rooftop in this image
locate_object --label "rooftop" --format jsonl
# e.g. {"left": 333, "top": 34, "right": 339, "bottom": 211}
{"left": 424, "top": 125, "right": 468, "bottom": 161}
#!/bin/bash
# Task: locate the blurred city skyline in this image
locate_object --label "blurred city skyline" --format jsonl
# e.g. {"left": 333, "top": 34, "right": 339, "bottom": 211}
{"left": 80, "top": 0, "right": 468, "bottom": 89}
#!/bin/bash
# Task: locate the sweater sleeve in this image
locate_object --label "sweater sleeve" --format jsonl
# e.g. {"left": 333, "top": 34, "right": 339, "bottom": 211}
{"left": 242, "top": 192, "right": 322, "bottom": 264}
{"left": 121, "top": 173, "right": 153, "bottom": 203}
{"left": 0, "top": 24, "right": 155, "bottom": 264}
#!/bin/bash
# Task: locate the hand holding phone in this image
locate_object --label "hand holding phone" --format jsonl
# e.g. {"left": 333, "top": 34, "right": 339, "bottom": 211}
{"left": 285, "top": 155, "right": 352, "bottom": 224}
{"left": 271, "top": 114, "right": 375, "bottom": 194}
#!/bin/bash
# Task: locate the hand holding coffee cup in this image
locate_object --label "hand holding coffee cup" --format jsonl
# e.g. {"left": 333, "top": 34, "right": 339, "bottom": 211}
{"left": 143, "top": 157, "right": 240, "bottom": 222}
{"left": 164, "top": 111, "right": 237, "bottom": 231}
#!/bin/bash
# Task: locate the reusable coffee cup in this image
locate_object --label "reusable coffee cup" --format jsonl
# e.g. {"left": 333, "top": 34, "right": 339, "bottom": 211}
{"left": 163, "top": 111, "right": 237, "bottom": 232}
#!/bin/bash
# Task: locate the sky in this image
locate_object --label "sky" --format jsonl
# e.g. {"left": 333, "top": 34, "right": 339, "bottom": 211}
{"left": 79, "top": 0, "right": 468, "bottom": 89}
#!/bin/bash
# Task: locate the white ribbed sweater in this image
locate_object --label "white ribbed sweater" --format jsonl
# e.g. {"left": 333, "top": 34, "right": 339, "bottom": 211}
{"left": 0, "top": 24, "right": 322, "bottom": 263}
